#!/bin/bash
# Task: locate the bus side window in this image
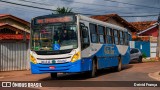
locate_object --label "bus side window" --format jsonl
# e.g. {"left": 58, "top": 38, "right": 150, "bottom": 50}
{"left": 106, "top": 27, "right": 112, "bottom": 44}
{"left": 89, "top": 23, "right": 98, "bottom": 43}
{"left": 122, "top": 31, "right": 125, "bottom": 45}
{"left": 80, "top": 23, "right": 90, "bottom": 50}
{"left": 114, "top": 29, "right": 119, "bottom": 45}
{"left": 119, "top": 31, "right": 124, "bottom": 45}
{"left": 124, "top": 32, "right": 129, "bottom": 45}
{"left": 98, "top": 25, "right": 105, "bottom": 43}
{"left": 110, "top": 28, "right": 115, "bottom": 44}
{"left": 128, "top": 34, "right": 131, "bottom": 45}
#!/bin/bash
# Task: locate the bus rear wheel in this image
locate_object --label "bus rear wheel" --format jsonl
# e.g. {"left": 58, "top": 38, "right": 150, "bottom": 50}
{"left": 116, "top": 56, "right": 122, "bottom": 72}
{"left": 50, "top": 73, "right": 57, "bottom": 79}
{"left": 90, "top": 59, "right": 97, "bottom": 78}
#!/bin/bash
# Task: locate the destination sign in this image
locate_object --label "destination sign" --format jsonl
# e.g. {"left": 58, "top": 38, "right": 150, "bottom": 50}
{"left": 36, "top": 16, "right": 74, "bottom": 24}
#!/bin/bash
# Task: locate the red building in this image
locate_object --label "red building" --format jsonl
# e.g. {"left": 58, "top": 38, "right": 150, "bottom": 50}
{"left": 130, "top": 21, "right": 158, "bottom": 41}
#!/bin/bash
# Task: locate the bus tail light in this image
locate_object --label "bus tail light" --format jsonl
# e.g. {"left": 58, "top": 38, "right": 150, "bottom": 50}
{"left": 30, "top": 54, "right": 37, "bottom": 64}
{"left": 71, "top": 51, "right": 81, "bottom": 62}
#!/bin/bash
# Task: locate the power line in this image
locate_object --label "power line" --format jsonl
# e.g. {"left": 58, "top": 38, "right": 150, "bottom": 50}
{"left": 17, "top": 0, "right": 131, "bottom": 9}
{"left": 15, "top": 0, "right": 160, "bottom": 15}
{"left": 16, "top": 0, "right": 120, "bottom": 15}
{"left": 63, "top": 0, "right": 160, "bottom": 10}
{"left": 104, "top": 0, "right": 160, "bottom": 9}
{"left": 20, "top": 0, "right": 157, "bottom": 14}
{"left": 0, "top": 0, "right": 86, "bottom": 15}
{"left": 17, "top": 0, "right": 135, "bottom": 14}
{"left": 17, "top": 0, "right": 56, "bottom": 6}
{"left": 17, "top": 0, "right": 113, "bottom": 12}
{"left": 0, "top": 0, "right": 55, "bottom": 11}
{"left": 61, "top": 0, "right": 129, "bottom": 8}
{"left": 0, "top": 2, "right": 51, "bottom": 14}
{"left": 0, "top": 0, "right": 159, "bottom": 18}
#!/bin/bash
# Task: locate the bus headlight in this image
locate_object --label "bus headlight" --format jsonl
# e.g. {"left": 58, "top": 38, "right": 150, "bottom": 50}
{"left": 71, "top": 51, "right": 80, "bottom": 62}
{"left": 30, "top": 54, "right": 37, "bottom": 64}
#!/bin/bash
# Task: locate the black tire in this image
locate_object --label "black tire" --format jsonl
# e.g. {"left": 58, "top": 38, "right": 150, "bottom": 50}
{"left": 50, "top": 73, "right": 57, "bottom": 79}
{"left": 116, "top": 56, "right": 122, "bottom": 72}
{"left": 90, "top": 59, "right": 97, "bottom": 78}
{"left": 138, "top": 56, "right": 142, "bottom": 63}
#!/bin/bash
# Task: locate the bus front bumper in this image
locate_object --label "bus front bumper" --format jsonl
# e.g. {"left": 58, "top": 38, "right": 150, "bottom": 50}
{"left": 30, "top": 60, "right": 81, "bottom": 74}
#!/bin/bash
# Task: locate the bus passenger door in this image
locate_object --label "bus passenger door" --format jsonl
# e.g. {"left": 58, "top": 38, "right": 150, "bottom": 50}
{"left": 80, "top": 22, "right": 90, "bottom": 56}
{"left": 80, "top": 22, "right": 91, "bottom": 71}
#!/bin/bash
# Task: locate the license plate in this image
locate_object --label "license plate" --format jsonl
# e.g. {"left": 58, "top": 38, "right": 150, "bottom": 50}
{"left": 55, "top": 60, "right": 66, "bottom": 63}
{"left": 41, "top": 60, "right": 66, "bottom": 64}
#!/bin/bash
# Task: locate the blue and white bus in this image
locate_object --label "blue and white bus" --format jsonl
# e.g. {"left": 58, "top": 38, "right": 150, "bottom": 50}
{"left": 30, "top": 14, "right": 131, "bottom": 78}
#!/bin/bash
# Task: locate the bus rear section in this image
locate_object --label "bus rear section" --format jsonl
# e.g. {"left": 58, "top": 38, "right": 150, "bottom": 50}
{"left": 79, "top": 15, "right": 131, "bottom": 77}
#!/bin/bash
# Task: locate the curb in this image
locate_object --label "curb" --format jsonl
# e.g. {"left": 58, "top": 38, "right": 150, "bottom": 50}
{"left": 148, "top": 71, "right": 160, "bottom": 81}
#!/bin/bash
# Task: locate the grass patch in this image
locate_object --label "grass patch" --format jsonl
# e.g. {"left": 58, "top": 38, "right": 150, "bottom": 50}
{"left": 142, "top": 53, "right": 147, "bottom": 59}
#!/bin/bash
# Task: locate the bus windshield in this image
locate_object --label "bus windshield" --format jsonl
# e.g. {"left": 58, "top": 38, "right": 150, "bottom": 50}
{"left": 31, "top": 23, "right": 78, "bottom": 51}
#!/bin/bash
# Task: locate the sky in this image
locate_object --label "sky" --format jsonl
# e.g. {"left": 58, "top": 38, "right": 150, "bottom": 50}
{"left": 0, "top": 0, "right": 160, "bottom": 22}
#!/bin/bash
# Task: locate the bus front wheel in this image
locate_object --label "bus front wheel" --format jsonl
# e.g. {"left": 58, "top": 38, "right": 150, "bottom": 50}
{"left": 50, "top": 73, "right": 57, "bottom": 79}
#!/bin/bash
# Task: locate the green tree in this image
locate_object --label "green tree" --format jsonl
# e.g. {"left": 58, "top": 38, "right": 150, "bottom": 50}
{"left": 54, "top": 7, "right": 73, "bottom": 14}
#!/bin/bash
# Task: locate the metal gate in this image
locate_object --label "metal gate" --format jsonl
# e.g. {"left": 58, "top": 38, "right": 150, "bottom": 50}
{"left": 130, "top": 41, "right": 150, "bottom": 57}
{"left": 0, "top": 41, "right": 30, "bottom": 71}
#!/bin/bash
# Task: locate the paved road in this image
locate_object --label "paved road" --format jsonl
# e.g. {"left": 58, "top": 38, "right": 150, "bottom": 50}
{"left": 0, "top": 61, "right": 160, "bottom": 90}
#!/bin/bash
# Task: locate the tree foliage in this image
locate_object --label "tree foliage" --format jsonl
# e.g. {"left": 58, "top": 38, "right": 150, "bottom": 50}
{"left": 55, "top": 7, "right": 73, "bottom": 14}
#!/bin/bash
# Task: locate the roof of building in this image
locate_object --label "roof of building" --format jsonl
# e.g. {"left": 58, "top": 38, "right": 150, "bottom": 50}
{"left": 0, "top": 23, "right": 30, "bottom": 33}
{"left": 0, "top": 23, "right": 7, "bottom": 26}
{"left": 130, "top": 21, "right": 157, "bottom": 31}
{"left": 0, "top": 14, "right": 10, "bottom": 17}
{"left": 0, "top": 14, "right": 30, "bottom": 26}
{"left": 137, "top": 22, "right": 158, "bottom": 35}
{"left": 91, "top": 14, "right": 138, "bottom": 32}
{"left": 0, "top": 14, "right": 30, "bottom": 33}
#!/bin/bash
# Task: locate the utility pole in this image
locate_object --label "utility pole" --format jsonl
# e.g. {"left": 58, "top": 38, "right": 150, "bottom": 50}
{"left": 156, "top": 13, "right": 160, "bottom": 60}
